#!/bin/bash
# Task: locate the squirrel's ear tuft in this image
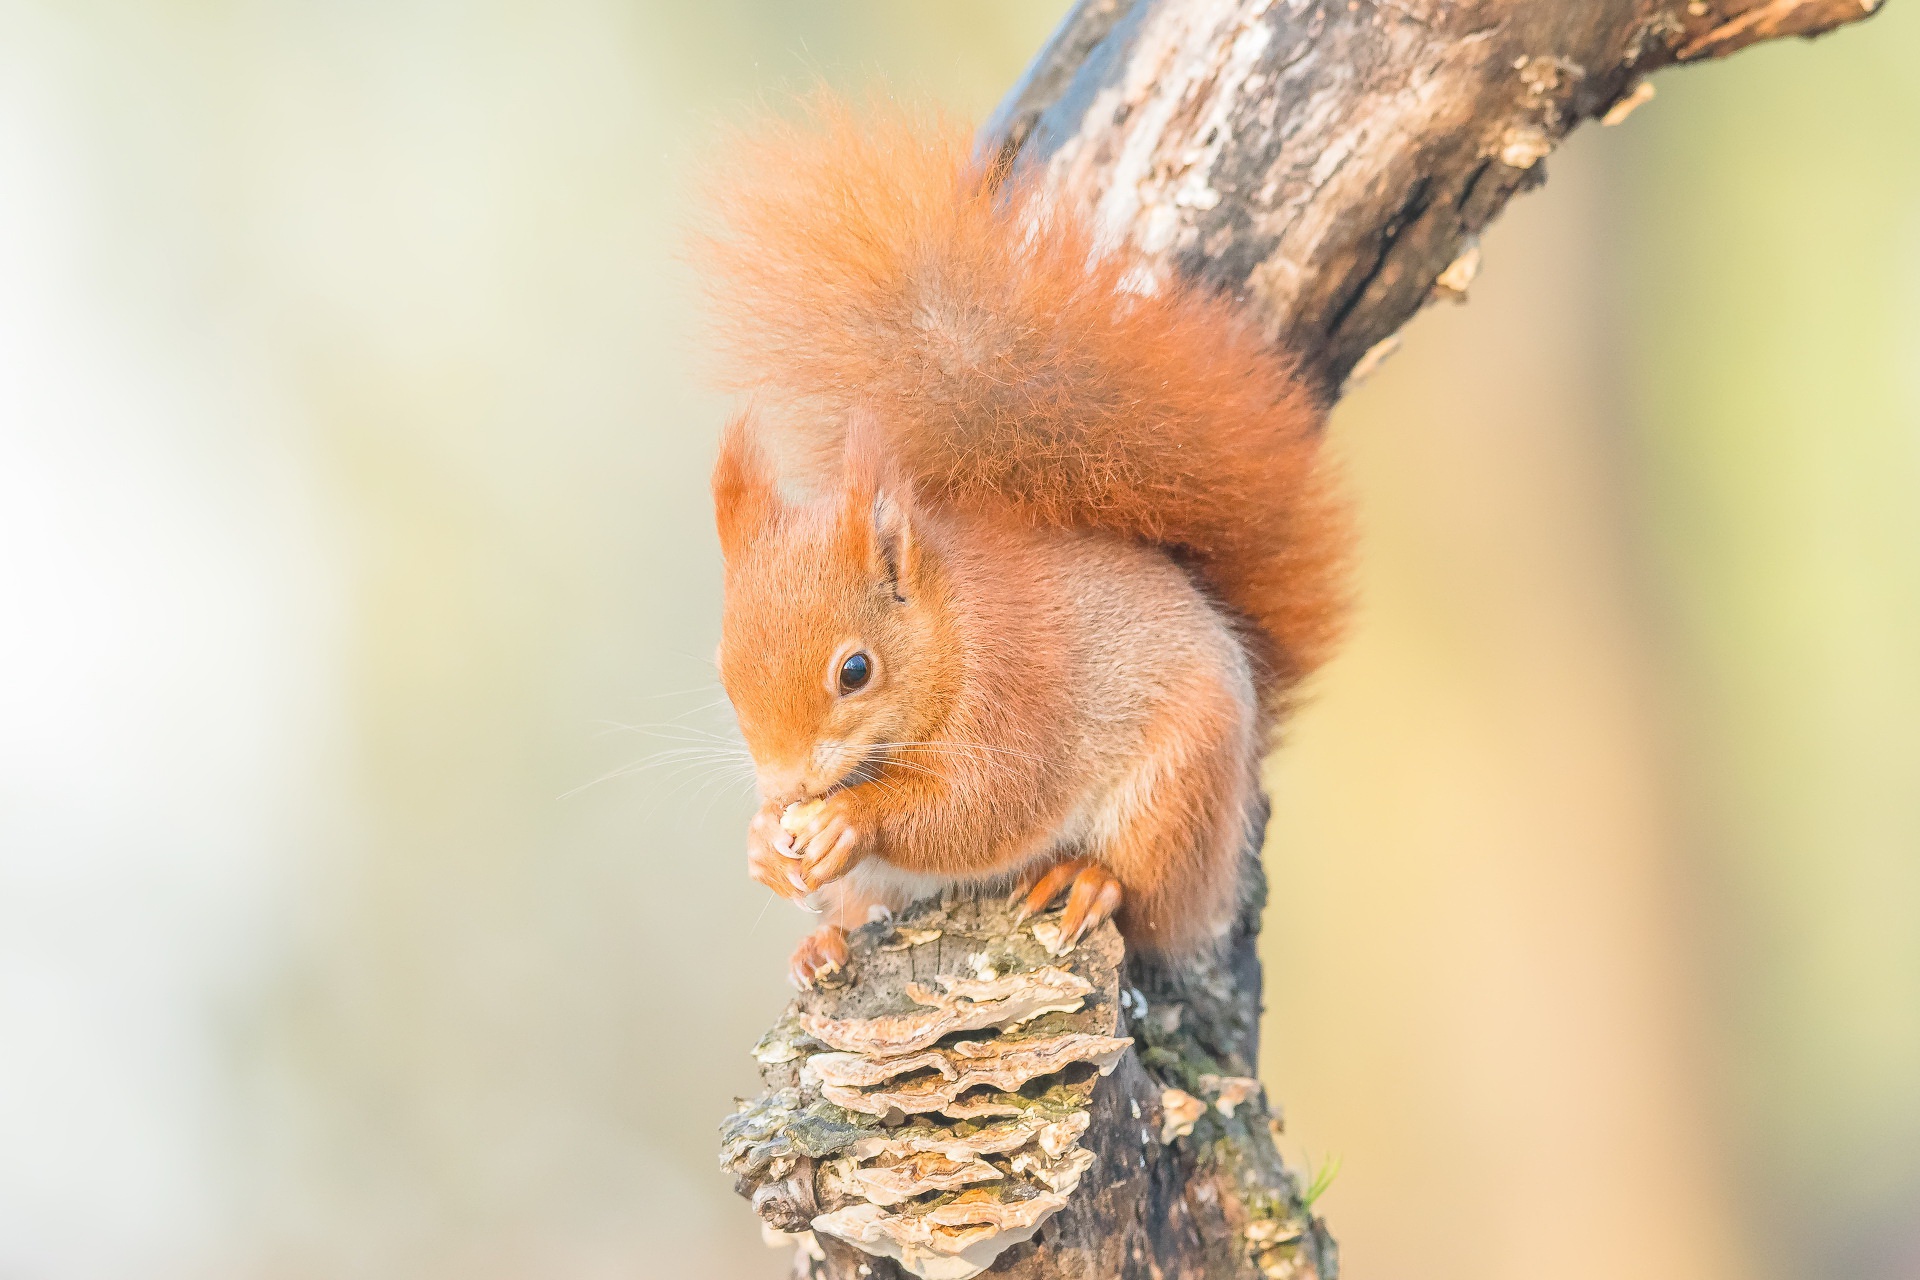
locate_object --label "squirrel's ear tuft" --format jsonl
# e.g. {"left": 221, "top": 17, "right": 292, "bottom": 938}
{"left": 712, "top": 413, "right": 780, "bottom": 561}
{"left": 843, "top": 409, "right": 921, "bottom": 599}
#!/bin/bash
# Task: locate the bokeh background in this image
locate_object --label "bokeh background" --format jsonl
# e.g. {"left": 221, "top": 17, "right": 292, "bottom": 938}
{"left": 1, "top": 3, "right": 1915, "bottom": 1279}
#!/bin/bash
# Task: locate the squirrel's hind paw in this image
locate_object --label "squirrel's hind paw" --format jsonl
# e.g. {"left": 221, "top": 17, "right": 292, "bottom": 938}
{"left": 788, "top": 924, "right": 850, "bottom": 990}
{"left": 1013, "top": 858, "right": 1124, "bottom": 948}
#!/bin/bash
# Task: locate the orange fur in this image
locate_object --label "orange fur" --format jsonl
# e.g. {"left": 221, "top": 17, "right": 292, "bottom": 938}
{"left": 700, "top": 95, "right": 1351, "bottom": 957}
{"left": 696, "top": 95, "right": 1349, "bottom": 701}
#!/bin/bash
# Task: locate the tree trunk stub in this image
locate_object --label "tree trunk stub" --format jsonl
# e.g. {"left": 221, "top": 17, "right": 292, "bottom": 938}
{"left": 722, "top": 2, "right": 1882, "bottom": 1277}
{"left": 726, "top": 810, "right": 1325, "bottom": 1280}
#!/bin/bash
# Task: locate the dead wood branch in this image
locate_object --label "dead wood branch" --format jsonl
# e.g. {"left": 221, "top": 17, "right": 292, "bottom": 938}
{"left": 723, "top": 2, "right": 1881, "bottom": 1276}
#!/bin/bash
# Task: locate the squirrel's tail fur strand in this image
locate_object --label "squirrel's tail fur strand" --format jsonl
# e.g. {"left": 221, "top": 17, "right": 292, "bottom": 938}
{"left": 694, "top": 94, "right": 1350, "bottom": 712}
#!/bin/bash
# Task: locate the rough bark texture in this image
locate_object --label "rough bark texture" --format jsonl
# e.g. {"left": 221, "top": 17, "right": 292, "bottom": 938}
{"left": 726, "top": 807, "right": 1330, "bottom": 1280}
{"left": 986, "top": 0, "right": 1885, "bottom": 396}
{"left": 724, "top": 2, "right": 1881, "bottom": 1277}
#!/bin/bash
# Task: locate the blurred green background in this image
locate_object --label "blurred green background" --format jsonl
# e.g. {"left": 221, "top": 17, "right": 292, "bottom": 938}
{"left": 0, "top": 3, "right": 1914, "bottom": 1279}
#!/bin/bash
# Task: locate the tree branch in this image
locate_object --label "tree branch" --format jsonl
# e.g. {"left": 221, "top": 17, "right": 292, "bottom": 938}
{"left": 986, "top": 0, "right": 1884, "bottom": 394}
{"left": 721, "top": 2, "right": 1881, "bottom": 1277}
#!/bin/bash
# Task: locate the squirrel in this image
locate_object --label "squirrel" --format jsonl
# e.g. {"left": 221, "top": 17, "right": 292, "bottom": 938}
{"left": 695, "top": 96, "right": 1350, "bottom": 988}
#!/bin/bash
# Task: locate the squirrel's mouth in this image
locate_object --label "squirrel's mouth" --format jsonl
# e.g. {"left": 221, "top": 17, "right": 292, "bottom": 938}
{"left": 816, "top": 744, "right": 892, "bottom": 798}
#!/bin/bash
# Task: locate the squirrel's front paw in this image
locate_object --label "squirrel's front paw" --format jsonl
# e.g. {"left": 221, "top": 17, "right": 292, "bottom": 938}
{"left": 789, "top": 924, "right": 850, "bottom": 990}
{"left": 746, "top": 802, "right": 809, "bottom": 900}
{"left": 780, "top": 795, "right": 871, "bottom": 893}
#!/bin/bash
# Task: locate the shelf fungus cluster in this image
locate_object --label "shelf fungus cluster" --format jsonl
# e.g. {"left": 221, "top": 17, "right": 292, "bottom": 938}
{"left": 721, "top": 895, "right": 1130, "bottom": 1279}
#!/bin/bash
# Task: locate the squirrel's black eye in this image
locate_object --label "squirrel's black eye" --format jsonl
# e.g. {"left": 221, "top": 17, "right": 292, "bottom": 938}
{"left": 838, "top": 651, "right": 872, "bottom": 694}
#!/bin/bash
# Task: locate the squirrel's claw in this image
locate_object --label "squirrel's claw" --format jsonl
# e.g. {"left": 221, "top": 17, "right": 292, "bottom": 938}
{"left": 1014, "top": 858, "right": 1124, "bottom": 945}
{"left": 1059, "top": 864, "right": 1124, "bottom": 946}
{"left": 797, "top": 811, "right": 867, "bottom": 892}
{"left": 747, "top": 803, "right": 810, "bottom": 900}
{"left": 1014, "top": 861, "right": 1083, "bottom": 923}
{"left": 789, "top": 924, "right": 849, "bottom": 990}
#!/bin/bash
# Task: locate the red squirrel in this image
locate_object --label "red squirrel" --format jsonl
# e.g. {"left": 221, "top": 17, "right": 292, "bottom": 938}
{"left": 697, "top": 97, "right": 1350, "bottom": 988}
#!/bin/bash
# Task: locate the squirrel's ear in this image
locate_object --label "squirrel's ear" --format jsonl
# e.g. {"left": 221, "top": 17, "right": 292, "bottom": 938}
{"left": 843, "top": 410, "right": 923, "bottom": 599}
{"left": 869, "top": 486, "right": 921, "bottom": 601}
{"left": 712, "top": 413, "right": 779, "bottom": 561}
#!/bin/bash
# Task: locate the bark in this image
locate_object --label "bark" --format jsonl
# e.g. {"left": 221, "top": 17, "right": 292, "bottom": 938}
{"left": 723, "top": 2, "right": 1881, "bottom": 1277}
{"left": 985, "top": 0, "right": 1885, "bottom": 395}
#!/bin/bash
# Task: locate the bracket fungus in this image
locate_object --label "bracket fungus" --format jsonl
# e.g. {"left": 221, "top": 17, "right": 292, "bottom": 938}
{"left": 798, "top": 966, "right": 1097, "bottom": 1058}
{"left": 722, "top": 893, "right": 1129, "bottom": 1279}
{"left": 723, "top": 858, "right": 1332, "bottom": 1279}
{"left": 1199, "top": 1073, "right": 1265, "bottom": 1119}
{"left": 809, "top": 1032, "right": 1132, "bottom": 1119}
{"left": 1159, "top": 1087, "right": 1207, "bottom": 1143}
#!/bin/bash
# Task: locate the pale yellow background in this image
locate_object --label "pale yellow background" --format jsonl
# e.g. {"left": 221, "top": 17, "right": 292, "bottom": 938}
{"left": 0, "top": 4, "right": 1915, "bottom": 1280}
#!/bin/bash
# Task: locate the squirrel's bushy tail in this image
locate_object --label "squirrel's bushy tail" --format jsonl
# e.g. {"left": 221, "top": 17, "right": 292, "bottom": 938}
{"left": 694, "top": 94, "right": 1350, "bottom": 710}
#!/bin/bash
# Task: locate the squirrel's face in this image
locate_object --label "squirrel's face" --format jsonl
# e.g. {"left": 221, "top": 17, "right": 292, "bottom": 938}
{"left": 712, "top": 417, "right": 949, "bottom": 806}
